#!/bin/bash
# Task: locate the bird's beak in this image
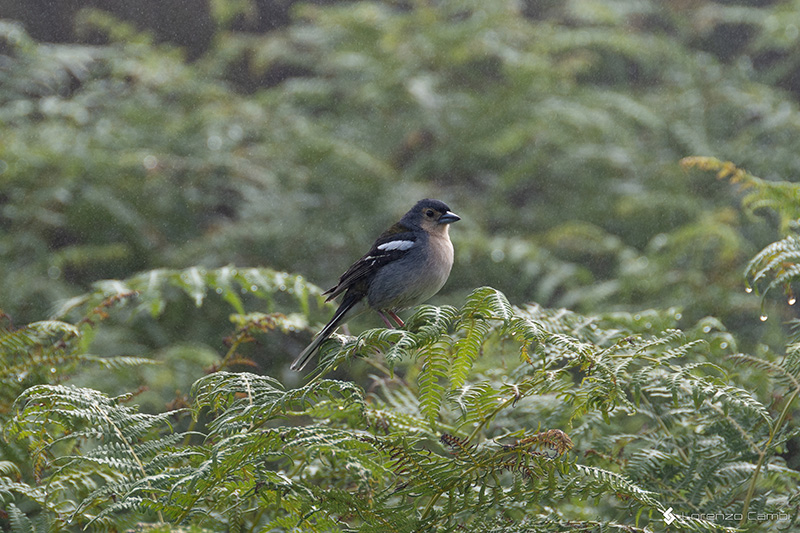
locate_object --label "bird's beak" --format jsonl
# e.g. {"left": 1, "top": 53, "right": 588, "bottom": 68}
{"left": 438, "top": 211, "right": 461, "bottom": 224}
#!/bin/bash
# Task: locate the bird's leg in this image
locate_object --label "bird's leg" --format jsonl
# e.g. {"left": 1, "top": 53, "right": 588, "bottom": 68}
{"left": 377, "top": 311, "right": 395, "bottom": 329}
{"left": 388, "top": 310, "right": 405, "bottom": 327}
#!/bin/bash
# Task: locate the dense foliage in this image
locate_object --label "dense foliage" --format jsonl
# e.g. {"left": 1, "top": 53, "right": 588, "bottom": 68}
{"left": 2, "top": 255, "right": 800, "bottom": 531}
{"left": 6, "top": 0, "right": 800, "bottom": 338}
{"left": 4, "top": 0, "right": 800, "bottom": 531}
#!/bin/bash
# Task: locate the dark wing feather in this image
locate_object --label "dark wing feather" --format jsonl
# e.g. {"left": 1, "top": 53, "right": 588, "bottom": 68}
{"left": 323, "top": 223, "right": 418, "bottom": 301}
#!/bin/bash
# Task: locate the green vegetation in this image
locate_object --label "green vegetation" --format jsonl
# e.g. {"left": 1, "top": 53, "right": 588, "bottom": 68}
{"left": 3, "top": 0, "right": 800, "bottom": 531}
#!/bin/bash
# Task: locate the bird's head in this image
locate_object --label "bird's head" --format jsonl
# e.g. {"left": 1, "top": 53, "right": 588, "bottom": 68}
{"left": 405, "top": 199, "right": 460, "bottom": 235}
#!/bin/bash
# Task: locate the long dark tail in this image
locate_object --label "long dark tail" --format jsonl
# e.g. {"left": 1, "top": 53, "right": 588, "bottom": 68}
{"left": 291, "top": 293, "right": 361, "bottom": 371}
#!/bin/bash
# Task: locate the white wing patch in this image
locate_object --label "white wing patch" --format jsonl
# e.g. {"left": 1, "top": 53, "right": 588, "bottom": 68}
{"left": 377, "top": 240, "right": 415, "bottom": 252}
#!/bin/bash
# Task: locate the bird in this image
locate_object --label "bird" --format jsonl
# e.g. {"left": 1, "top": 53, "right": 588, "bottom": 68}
{"left": 291, "top": 198, "right": 460, "bottom": 371}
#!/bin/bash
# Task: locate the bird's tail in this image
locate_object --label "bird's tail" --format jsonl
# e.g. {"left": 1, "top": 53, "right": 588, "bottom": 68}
{"left": 291, "top": 295, "right": 360, "bottom": 371}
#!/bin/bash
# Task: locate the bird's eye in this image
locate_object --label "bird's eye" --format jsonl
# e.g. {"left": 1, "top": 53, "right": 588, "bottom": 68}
{"left": 425, "top": 209, "right": 435, "bottom": 218}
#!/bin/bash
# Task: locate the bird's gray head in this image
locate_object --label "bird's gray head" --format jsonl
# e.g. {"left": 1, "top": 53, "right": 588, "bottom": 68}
{"left": 402, "top": 199, "right": 460, "bottom": 230}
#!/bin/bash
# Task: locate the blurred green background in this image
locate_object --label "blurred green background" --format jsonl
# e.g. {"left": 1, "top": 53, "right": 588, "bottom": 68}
{"left": 3, "top": 0, "right": 800, "bottom": 387}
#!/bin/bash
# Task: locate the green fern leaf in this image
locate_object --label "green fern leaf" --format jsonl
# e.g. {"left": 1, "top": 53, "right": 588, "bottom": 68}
{"left": 417, "top": 342, "right": 452, "bottom": 423}
{"left": 463, "top": 287, "right": 514, "bottom": 323}
{"left": 7, "top": 503, "right": 35, "bottom": 533}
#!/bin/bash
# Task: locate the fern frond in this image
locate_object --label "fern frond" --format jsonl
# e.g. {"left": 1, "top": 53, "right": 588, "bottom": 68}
{"left": 784, "top": 343, "right": 800, "bottom": 385}
{"left": 451, "top": 315, "right": 491, "bottom": 390}
{"left": 0, "top": 320, "right": 78, "bottom": 365}
{"left": 0, "top": 20, "right": 100, "bottom": 100}
{"left": 228, "top": 311, "right": 309, "bottom": 336}
{"left": 80, "top": 354, "right": 158, "bottom": 369}
{"left": 8, "top": 383, "right": 180, "bottom": 511}
{"left": 417, "top": 342, "right": 452, "bottom": 423}
{"left": 307, "top": 307, "right": 457, "bottom": 374}
{"left": 669, "top": 372, "right": 771, "bottom": 427}
{"left": 684, "top": 159, "right": 800, "bottom": 305}
{"left": 682, "top": 156, "right": 800, "bottom": 227}
{"left": 7, "top": 503, "right": 34, "bottom": 533}
{"left": 576, "top": 465, "right": 660, "bottom": 507}
{"left": 374, "top": 436, "right": 452, "bottom": 494}
{"left": 745, "top": 234, "right": 800, "bottom": 299}
{"left": 463, "top": 287, "right": 515, "bottom": 323}
{"left": 348, "top": 305, "right": 458, "bottom": 369}
{"left": 506, "top": 316, "right": 550, "bottom": 364}
{"left": 728, "top": 352, "right": 800, "bottom": 391}
{"left": 313, "top": 327, "right": 414, "bottom": 371}
{"left": 53, "top": 266, "right": 324, "bottom": 322}
{"left": 508, "top": 429, "right": 574, "bottom": 456}
{"left": 192, "top": 372, "right": 366, "bottom": 430}
{"left": 365, "top": 378, "right": 439, "bottom": 439}
{"left": 0, "top": 479, "right": 47, "bottom": 509}
{"left": 405, "top": 304, "right": 459, "bottom": 341}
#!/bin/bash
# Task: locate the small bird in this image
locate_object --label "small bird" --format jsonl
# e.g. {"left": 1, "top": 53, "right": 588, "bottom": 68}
{"left": 291, "top": 199, "right": 460, "bottom": 371}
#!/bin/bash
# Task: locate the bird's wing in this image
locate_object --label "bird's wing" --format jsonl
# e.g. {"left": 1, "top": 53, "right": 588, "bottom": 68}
{"left": 323, "top": 223, "right": 419, "bottom": 301}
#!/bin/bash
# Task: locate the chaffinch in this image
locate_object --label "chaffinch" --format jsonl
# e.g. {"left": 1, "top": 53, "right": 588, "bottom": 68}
{"left": 291, "top": 199, "right": 461, "bottom": 371}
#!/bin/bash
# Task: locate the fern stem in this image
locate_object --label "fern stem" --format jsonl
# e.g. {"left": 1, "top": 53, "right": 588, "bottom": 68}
{"left": 739, "top": 387, "right": 799, "bottom": 527}
{"left": 220, "top": 330, "right": 247, "bottom": 370}
{"left": 248, "top": 506, "right": 266, "bottom": 533}
{"left": 420, "top": 491, "right": 443, "bottom": 521}
{"left": 92, "top": 399, "right": 166, "bottom": 523}
{"left": 638, "top": 393, "right": 690, "bottom": 465}
{"left": 180, "top": 334, "right": 248, "bottom": 449}
{"left": 181, "top": 416, "right": 198, "bottom": 447}
{"left": 467, "top": 394, "right": 516, "bottom": 442}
